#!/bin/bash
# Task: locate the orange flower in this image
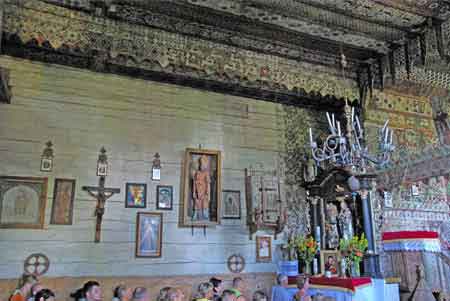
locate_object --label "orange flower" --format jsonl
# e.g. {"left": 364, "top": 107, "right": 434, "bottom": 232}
{"left": 355, "top": 252, "right": 363, "bottom": 257}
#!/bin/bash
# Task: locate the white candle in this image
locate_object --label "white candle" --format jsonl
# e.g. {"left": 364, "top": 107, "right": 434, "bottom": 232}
{"left": 315, "top": 226, "right": 321, "bottom": 242}
{"left": 326, "top": 112, "right": 333, "bottom": 132}
{"left": 313, "top": 258, "right": 319, "bottom": 275}
{"left": 384, "top": 128, "right": 389, "bottom": 144}
{"left": 337, "top": 121, "right": 341, "bottom": 136}
{"left": 309, "top": 128, "right": 313, "bottom": 145}
{"left": 390, "top": 129, "right": 393, "bottom": 145}
{"left": 356, "top": 116, "right": 362, "bottom": 134}
{"left": 351, "top": 106, "right": 355, "bottom": 124}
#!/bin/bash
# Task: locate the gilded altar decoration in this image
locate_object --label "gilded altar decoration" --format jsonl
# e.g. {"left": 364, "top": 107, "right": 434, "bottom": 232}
{"left": 181, "top": 148, "right": 221, "bottom": 227}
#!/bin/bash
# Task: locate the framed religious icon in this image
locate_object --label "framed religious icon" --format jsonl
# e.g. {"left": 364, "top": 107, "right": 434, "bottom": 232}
{"left": 181, "top": 148, "right": 222, "bottom": 227}
{"left": 40, "top": 158, "right": 53, "bottom": 172}
{"left": 50, "top": 178, "right": 76, "bottom": 225}
{"left": 135, "top": 212, "right": 162, "bottom": 258}
{"left": 320, "top": 250, "right": 341, "bottom": 277}
{"left": 125, "top": 183, "right": 147, "bottom": 208}
{"left": 222, "top": 190, "right": 241, "bottom": 219}
{"left": 256, "top": 236, "right": 272, "bottom": 262}
{"left": 0, "top": 176, "right": 48, "bottom": 229}
{"left": 157, "top": 185, "right": 173, "bottom": 210}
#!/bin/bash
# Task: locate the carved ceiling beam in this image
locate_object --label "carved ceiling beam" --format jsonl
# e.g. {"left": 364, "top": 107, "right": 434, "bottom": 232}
{"left": 371, "top": 0, "right": 450, "bottom": 20}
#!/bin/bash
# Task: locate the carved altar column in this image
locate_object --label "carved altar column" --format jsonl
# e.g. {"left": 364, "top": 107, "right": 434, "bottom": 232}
{"left": 360, "top": 178, "right": 382, "bottom": 278}
{"left": 310, "top": 196, "right": 322, "bottom": 249}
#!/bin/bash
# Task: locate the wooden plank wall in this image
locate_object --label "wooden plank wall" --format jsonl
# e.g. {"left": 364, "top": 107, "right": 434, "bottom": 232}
{"left": 0, "top": 55, "right": 308, "bottom": 282}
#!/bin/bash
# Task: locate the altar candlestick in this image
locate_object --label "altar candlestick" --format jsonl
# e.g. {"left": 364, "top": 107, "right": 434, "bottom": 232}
{"left": 313, "top": 258, "right": 319, "bottom": 275}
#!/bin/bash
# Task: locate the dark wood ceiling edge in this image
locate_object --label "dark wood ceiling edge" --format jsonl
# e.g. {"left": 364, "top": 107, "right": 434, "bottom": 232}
{"left": 1, "top": 34, "right": 353, "bottom": 112}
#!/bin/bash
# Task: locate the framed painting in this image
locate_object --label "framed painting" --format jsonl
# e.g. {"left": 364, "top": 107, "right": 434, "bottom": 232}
{"left": 256, "top": 236, "right": 272, "bottom": 262}
{"left": 222, "top": 190, "right": 241, "bottom": 219}
{"left": 125, "top": 183, "right": 147, "bottom": 208}
{"left": 50, "top": 178, "right": 76, "bottom": 225}
{"left": 157, "top": 185, "right": 173, "bottom": 210}
{"left": 0, "top": 176, "right": 48, "bottom": 229}
{"left": 320, "top": 250, "right": 341, "bottom": 277}
{"left": 181, "top": 148, "right": 222, "bottom": 227}
{"left": 135, "top": 212, "right": 163, "bottom": 258}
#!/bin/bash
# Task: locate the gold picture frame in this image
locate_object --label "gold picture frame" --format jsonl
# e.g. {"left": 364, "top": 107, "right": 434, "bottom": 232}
{"left": 256, "top": 236, "right": 272, "bottom": 262}
{"left": 181, "top": 148, "right": 222, "bottom": 227}
{"left": 320, "top": 250, "right": 341, "bottom": 277}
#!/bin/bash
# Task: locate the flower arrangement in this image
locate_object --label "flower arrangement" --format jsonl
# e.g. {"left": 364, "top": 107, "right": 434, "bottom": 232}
{"left": 294, "top": 236, "right": 318, "bottom": 263}
{"left": 339, "top": 233, "right": 368, "bottom": 276}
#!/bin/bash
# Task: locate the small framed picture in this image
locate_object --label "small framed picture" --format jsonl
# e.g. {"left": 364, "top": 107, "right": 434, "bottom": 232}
{"left": 136, "top": 212, "right": 163, "bottom": 258}
{"left": 383, "top": 191, "right": 393, "bottom": 208}
{"left": 256, "top": 236, "right": 272, "bottom": 262}
{"left": 157, "top": 185, "right": 173, "bottom": 210}
{"left": 97, "top": 162, "right": 108, "bottom": 176}
{"left": 40, "top": 158, "right": 53, "bottom": 172}
{"left": 125, "top": 183, "right": 147, "bottom": 208}
{"left": 320, "top": 250, "right": 341, "bottom": 277}
{"left": 222, "top": 190, "right": 241, "bottom": 219}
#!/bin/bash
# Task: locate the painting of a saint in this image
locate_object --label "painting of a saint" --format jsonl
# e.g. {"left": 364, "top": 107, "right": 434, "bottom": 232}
{"left": 181, "top": 148, "right": 221, "bottom": 227}
{"left": 222, "top": 190, "right": 241, "bottom": 219}
{"left": 157, "top": 186, "right": 173, "bottom": 210}
{"left": 125, "top": 183, "right": 147, "bottom": 208}
{"left": 51, "top": 179, "right": 76, "bottom": 225}
{"left": 256, "top": 236, "right": 272, "bottom": 262}
{"left": 136, "top": 212, "right": 162, "bottom": 257}
{"left": 0, "top": 176, "right": 48, "bottom": 229}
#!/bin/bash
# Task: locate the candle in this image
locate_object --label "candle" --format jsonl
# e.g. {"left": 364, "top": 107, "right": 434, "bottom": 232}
{"left": 384, "top": 128, "right": 389, "bottom": 144}
{"left": 390, "top": 129, "right": 393, "bottom": 145}
{"left": 309, "top": 128, "right": 313, "bottom": 146}
{"left": 315, "top": 226, "right": 321, "bottom": 242}
{"left": 337, "top": 121, "right": 341, "bottom": 136}
{"left": 356, "top": 116, "right": 362, "bottom": 134}
{"left": 313, "top": 258, "right": 318, "bottom": 275}
{"left": 351, "top": 106, "right": 355, "bottom": 124}
{"left": 326, "top": 112, "right": 333, "bottom": 133}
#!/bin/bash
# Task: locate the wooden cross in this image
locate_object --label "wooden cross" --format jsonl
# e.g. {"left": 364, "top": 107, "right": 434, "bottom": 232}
{"left": 82, "top": 148, "right": 120, "bottom": 243}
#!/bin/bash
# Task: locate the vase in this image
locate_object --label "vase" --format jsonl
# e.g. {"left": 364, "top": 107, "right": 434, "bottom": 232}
{"left": 298, "top": 259, "right": 311, "bottom": 275}
{"left": 351, "top": 261, "right": 361, "bottom": 277}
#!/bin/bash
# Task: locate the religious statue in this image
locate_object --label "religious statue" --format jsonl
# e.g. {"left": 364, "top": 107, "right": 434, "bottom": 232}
{"left": 192, "top": 155, "right": 211, "bottom": 220}
{"left": 325, "top": 203, "right": 339, "bottom": 249}
{"left": 303, "top": 154, "right": 317, "bottom": 183}
{"left": 338, "top": 201, "right": 354, "bottom": 240}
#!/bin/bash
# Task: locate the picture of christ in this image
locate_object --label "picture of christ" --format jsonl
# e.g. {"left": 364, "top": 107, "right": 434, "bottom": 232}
{"left": 136, "top": 212, "right": 162, "bottom": 257}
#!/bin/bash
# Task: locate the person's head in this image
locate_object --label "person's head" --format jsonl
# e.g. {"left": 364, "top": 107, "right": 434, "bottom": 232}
{"left": 209, "top": 278, "right": 223, "bottom": 294}
{"left": 252, "top": 291, "right": 267, "bottom": 301}
{"left": 198, "top": 282, "right": 214, "bottom": 300}
{"left": 276, "top": 274, "right": 288, "bottom": 287}
{"left": 83, "top": 281, "right": 102, "bottom": 301}
{"left": 327, "top": 256, "right": 334, "bottom": 265}
{"left": 114, "top": 285, "right": 132, "bottom": 301}
{"left": 132, "top": 287, "right": 150, "bottom": 301}
{"left": 34, "top": 289, "right": 55, "bottom": 301}
{"left": 31, "top": 283, "right": 44, "bottom": 296}
{"left": 166, "top": 288, "right": 185, "bottom": 301}
{"left": 296, "top": 277, "right": 309, "bottom": 296}
{"left": 157, "top": 287, "right": 171, "bottom": 301}
{"left": 232, "top": 277, "right": 245, "bottom": 291}
{"left": 221, "top": 290, "right": 236, "bottom": 301}
{"left": 199, "top": 155, "right": 209, "bottom": 171}
{"left": 19, "top": 274, "right": 38, "bottom": 295}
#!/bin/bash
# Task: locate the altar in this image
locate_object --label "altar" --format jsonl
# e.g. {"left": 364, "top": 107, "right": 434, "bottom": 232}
{"left": 307, "top": 277, "right": 399, "bottom": 301}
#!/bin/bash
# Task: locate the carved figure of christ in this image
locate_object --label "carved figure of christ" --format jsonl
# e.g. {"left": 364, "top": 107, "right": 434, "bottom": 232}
{"left": 82, "top": 176, "right": 120, "bottom": 242}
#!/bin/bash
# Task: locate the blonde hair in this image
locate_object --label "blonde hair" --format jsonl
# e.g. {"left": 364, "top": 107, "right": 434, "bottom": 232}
{"left": 18, "top": 274, "right": 38, "bottom": 288}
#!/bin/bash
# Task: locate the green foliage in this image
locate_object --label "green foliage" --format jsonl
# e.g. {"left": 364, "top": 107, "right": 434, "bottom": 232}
{"left": 339, "top": 233, "right": 368, "bottom": 264}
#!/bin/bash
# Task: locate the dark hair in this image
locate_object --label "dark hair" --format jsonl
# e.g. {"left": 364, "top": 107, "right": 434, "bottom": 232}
{"left": 35, "top": 289, "right": 55, "bottom": 301}
{"left": 232, "top": 277, "right": 243, "bottom": 288}
{"left": 221, "top": 290, "right": 235, "bottom": 301}
{"left": 83, "top": 281, "right": 100, "bottom": 294}
{"left": 114, "top": 285, "right": 127, "bottom": 299}
{"left": 210, "top": 278, "right": 222, "bottom": 289}
{"left": 70, "top": 288, "right": 85, "bottom": 301}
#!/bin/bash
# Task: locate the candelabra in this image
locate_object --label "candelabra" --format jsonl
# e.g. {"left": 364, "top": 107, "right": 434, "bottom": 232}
{"left": 308, "top": 54, "right": 395, "bottom": 173}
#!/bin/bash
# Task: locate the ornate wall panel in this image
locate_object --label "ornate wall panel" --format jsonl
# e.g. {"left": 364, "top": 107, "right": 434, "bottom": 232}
{"left": 2, "top": 0, "right": 360, "bottom": 106}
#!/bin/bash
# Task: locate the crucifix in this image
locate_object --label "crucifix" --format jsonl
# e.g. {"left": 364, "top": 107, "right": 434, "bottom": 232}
{"left": 82, "top": 147, "right": 120, "bottom": 243}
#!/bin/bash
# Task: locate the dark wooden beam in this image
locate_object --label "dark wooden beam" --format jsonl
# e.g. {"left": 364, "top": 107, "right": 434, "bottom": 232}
{"left": 0, "top": 67, "right": 11, "bottom": 104}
